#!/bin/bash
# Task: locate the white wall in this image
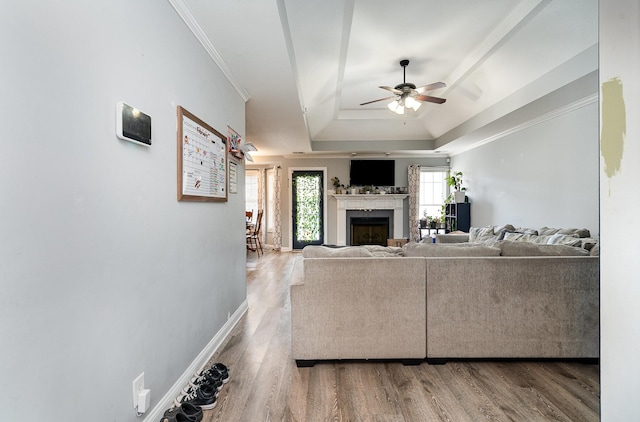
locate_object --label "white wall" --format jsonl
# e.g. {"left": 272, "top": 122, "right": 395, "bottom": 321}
{"left": 451, "top": 102, "right": 599, "bottom": 235}
{"left": 0, "top": 1, "right": 246, "bottom": 421}
{"left": 600, "top": 0, "right": 640, "bottom": 419}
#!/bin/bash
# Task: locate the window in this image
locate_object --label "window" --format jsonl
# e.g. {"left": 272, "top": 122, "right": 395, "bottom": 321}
{"left": 419, "top": 169, "right": 448, "bottom": 221}
{"left": 245, "top": 170, "right": 259, "bottom": 218}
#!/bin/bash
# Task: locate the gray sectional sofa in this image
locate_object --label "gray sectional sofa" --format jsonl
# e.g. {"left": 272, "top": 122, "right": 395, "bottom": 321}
{"left": 290, "top": 227, "right": 599, "bottom": 366}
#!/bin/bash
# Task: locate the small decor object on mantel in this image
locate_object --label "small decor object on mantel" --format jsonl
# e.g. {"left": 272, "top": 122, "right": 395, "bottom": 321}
{"left": 446, "top": 170, "right": 467, "bottom": 203}
{"left": 331, "top": 177, "right": 344, "bottom": 194}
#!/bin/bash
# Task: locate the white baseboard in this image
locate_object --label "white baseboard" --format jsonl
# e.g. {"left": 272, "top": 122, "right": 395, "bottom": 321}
{"left": 143, "top": 299, "right": 248, "bottom": 422}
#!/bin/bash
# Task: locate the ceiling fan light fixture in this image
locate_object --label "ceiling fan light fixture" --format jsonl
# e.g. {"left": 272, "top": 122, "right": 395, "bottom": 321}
{"left": 404, "top": 96, "right": 422, "bottom": 111}
{"left": 362, "top": 59, "right": 446, "bottom": 114}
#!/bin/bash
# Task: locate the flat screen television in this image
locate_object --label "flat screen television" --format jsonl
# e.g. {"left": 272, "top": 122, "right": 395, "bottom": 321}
{"left": 349, "top": 160, "right": 395, "bottom": 186}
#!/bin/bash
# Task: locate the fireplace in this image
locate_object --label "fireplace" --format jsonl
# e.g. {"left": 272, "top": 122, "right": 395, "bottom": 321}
{"left": 346, "top": 209, "right": 394, "bottom": 246}
{"left": 350, "top": 217, "right": 389, "bottom": 246}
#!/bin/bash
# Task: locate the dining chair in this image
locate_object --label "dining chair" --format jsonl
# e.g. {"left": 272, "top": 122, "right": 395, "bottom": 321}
{"left": 246, "top": 209, "right": 264, "bottom": 256}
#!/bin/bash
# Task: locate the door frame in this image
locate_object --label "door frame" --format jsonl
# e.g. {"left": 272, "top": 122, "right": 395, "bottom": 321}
{"left": 288, "top": 167, "right": 328, "bottom": 250}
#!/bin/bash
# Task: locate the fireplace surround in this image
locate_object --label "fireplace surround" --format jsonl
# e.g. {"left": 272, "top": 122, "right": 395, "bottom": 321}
{"left": 332, "top": 194, "right": 408, "bottom": 246}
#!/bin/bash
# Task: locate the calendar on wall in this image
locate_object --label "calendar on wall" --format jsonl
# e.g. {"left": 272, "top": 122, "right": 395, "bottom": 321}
{"left": 177, "top": 106, "right": 228, "bottom": 202}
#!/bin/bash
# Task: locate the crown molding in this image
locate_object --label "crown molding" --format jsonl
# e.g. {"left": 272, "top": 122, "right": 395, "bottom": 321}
{"left": 168, "top": 0, "right": 251, "bottom": 102}
{"left": 449, "top": 93, "right": 598, "bottom": 157}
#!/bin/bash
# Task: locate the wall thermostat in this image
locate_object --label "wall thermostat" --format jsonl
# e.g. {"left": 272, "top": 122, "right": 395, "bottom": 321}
{"left": 116, "top": 102, "right": 151, "bottom": 146}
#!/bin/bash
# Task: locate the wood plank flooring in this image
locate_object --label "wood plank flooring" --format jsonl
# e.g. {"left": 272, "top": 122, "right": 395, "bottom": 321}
{"left": 202, "top": 250, "right": 600, "bottom": 421}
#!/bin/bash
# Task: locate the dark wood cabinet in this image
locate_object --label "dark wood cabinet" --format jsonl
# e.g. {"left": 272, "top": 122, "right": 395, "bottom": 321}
{"left": 445, "top": 203, "right": 471, "bottom": 232}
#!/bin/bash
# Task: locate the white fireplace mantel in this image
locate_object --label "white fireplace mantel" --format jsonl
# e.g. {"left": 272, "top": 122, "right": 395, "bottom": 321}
{"left": 331, "top": 194, "right": 408, "bottom": 245}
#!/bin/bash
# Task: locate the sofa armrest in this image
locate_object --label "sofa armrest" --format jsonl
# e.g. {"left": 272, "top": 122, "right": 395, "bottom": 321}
{"left": 290, "top": 255, "right": 304, "bottom": 286}
{"left": 291, "top": 257, "right": 426, "bottom": 361}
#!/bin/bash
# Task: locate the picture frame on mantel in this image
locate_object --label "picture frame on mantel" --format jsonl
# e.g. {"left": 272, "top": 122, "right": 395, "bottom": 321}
{"left": 177, "top": 106, "right": 228, "bottom": 202}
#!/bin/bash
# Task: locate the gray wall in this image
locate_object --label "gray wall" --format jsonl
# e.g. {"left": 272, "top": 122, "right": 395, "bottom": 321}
{"left": 0, "top": 2, "right": 246, "bottom": 421}
{"left": 260, "top": 157, "right": 449, "bottom": 248}
{"left": 451, "top": 102, "right": 599, "bottom": 236}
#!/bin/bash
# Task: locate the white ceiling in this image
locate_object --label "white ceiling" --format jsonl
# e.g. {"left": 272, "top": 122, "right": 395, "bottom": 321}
{"left": 172, "top": 0, "right": 598, "bottom": 159}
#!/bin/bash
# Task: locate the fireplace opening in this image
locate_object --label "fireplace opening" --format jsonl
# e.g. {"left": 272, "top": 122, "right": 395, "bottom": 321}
{"left": 350, "top": 217, "right": 389, "bottom": 246}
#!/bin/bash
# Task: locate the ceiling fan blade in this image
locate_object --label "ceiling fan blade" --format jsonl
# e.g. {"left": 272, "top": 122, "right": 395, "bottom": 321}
{"left": 415, "top": 94, "right": 446, "bottom": 104}
{"left": 379, "top": 86, "right": 403, "bottom": 95}
{"left": 415, "top": 82, "right": 446, "bottom": 93}
{"left": 360, "top": 95, "right": 397, "bottom": 106}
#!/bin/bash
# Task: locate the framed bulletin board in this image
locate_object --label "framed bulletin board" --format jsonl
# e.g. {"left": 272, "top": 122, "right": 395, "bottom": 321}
{"left": 177, "top": 106, "right": 228, "bottom": 202}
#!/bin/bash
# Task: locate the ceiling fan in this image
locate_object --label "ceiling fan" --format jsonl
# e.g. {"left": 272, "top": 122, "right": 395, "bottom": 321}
{"left": 360, "top": 59, "right": 446, "bottom": 114}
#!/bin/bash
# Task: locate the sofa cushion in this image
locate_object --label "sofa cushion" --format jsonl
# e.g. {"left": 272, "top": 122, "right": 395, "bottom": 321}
{"left": 302, "top": 245, "right": 373, "bottom": 258}
{"left": 590, "top": 243, "right": 599, "bottom": 256}
{"left": 404, "top": 243, "right": 501, "bottom": 257}
{"left": 435, "top": 233, "right": 470, "bottom": 243}
{"left": 500, "top": 240, "right": 589, "bottom": 256}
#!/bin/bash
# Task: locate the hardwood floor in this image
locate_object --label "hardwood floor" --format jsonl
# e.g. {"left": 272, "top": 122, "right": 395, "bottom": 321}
{"left": 202, "top": 250, "right": 600, "bottom": 421}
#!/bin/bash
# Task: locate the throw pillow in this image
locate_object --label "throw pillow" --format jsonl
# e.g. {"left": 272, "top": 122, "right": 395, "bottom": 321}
{"left": 514, "top": 227, "right": 539, "bottom": 235}
{"left": 580, "top": 237, "right": 599, "bottom": 251}
{"left": 538, "top": 226, "right": 561, "bottom": 236}
{"left": 493, "top": 224, "right": 516, "bottom": 240}
{"left": 558, "top": 228, "right": 591, "bottom": 238}
{"left": 468, "top": 226, "right": 494, "bottom": 242}
{"left": 503, "top": 233, "right": 552, "bottom": 244}
{"left": 362, "top": 245, "right": 404, "bottom": 257}
{"left": 547, "top": 233, "right": 582, "bottom": 247}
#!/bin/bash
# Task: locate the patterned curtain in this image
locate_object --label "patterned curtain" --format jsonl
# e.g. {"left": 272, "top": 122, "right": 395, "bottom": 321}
{"left": 272, "top": 166, "right": 282, "bottom": 251}
{"left": 257, "top": 169, "right": 265, "bottom": 247}
{"left": 408, "top": 164, "right": 421, "bottom": 242}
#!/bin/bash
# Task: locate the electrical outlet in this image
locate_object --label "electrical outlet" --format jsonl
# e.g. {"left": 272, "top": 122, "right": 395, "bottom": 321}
{"left": 132, "top": 372, "right": 144, "bottom": 409}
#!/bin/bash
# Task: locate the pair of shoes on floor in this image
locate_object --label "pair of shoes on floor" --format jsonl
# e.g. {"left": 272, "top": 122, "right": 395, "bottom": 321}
{"left": 173, "top": 363, "right": 230, "bottom": 411}
{"left": 192, "top": 363, "right": 229, "bottom": 386}
{"left": 174, "top": 384, "right": 217, "bottom": 410}
{"left": 160, "top": 402, "right": 202, "bottom": 422}
{"left": 186, "top": 367, "right": 224, "bottom": 394}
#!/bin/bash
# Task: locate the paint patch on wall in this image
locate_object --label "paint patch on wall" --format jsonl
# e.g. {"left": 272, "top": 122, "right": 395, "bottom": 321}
{"left": 601, "top": 77, "right": 626, "bottom": 178}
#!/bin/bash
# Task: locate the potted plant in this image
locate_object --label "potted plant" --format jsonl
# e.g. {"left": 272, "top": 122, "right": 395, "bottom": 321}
{"left": 437, "top": 206, "right": 447, "bottom": 229}
{"left": 420, "top": 210, "right": 428, "bottom": 228}
{"left": 331, "top": 177, "right": 344, "bottom": 194}
{"left": 446, "top": 171, "right": 467, "bottom": 203}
